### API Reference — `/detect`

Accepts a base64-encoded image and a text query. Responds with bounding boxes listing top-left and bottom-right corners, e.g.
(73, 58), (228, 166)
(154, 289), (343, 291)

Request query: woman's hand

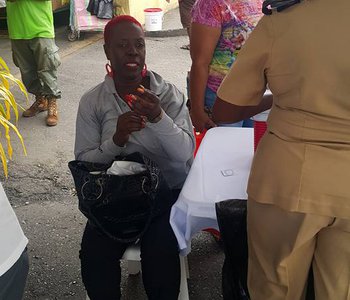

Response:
(190, 109), (216, 133)
(113, 111), (146, 146)
(129, 86), (162, 122)
(189, 23), (221, 133)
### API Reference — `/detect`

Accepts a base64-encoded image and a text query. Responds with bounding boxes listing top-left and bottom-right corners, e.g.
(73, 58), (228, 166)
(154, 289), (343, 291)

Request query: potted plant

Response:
(0, 56), (29, 300)
(0, 56), (27, 177)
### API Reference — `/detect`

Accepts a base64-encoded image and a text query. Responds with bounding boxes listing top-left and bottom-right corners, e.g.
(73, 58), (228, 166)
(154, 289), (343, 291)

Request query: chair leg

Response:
(123, 245), (142, 275)
(184, 256), (190, 279)
(128, 260), (141, 275)
(178, 256), (189, 300)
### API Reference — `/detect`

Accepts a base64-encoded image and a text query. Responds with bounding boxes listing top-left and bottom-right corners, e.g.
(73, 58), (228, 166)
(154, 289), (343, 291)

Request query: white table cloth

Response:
(170, 127), (254, 255)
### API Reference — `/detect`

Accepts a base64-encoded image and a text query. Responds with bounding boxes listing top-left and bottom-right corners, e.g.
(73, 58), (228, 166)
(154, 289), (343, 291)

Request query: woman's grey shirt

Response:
(74, 71), (195, 189)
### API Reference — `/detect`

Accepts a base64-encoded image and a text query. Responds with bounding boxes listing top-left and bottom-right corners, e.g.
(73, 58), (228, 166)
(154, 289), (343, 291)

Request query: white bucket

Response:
(144, 8), (163, 31)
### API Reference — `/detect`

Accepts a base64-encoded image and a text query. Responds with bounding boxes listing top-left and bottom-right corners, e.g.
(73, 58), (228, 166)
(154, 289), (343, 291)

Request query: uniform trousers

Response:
(247, 199), (350, 300)
(80, 209), (180, 300)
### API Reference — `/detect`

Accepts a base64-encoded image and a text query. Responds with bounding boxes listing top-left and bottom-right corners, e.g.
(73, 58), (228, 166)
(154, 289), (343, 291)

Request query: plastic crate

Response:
(253, 121), (267, 151)
(194, 130), (206, 157)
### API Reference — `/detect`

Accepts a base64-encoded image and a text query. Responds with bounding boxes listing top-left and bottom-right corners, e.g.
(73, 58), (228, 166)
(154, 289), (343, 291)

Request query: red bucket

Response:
(254, 121), (267, 151)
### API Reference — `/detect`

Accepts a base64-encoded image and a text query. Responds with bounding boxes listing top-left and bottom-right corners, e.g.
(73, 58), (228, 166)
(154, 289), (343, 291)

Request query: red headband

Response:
(104, 15), (143, 45)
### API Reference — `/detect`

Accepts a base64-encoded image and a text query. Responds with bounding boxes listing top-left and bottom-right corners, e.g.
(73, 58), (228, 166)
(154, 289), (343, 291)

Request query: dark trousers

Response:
(0, 248), (29, 300)
(80, 209), (180, 300)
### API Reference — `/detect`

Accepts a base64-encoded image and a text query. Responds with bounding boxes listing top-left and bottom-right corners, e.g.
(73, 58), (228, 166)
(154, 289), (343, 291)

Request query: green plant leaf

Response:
(0, 87), (19, 121)
(0, 72), (28, 102)
(0, 57), (27, 177)
(0, 58), (9, 72)
(0, 142), (8, 178)
(0, 116), (27, 156)
(0, 103), (6, 117)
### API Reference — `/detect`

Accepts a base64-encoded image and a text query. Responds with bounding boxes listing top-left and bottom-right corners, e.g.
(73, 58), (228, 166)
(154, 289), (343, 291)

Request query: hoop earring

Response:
(105, 63), (114, 78)
(141, 64), (147, 78)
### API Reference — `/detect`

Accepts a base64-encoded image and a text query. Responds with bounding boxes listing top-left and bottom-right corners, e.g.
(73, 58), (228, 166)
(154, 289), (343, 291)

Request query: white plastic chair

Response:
(122, 244), (190, 300)
(86, 244), (190, 300)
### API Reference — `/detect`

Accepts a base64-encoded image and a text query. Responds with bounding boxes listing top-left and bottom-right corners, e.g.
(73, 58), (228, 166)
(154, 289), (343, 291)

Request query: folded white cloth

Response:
(106, 161), (146, 176)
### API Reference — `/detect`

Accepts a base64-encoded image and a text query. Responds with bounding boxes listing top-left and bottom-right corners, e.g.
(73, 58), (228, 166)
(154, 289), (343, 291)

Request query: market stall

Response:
(68, 0), (113, 41)
(52, 0), (70, 11)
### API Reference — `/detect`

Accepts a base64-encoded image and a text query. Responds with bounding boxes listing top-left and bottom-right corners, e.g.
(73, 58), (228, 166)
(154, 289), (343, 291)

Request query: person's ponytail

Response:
(262, 0), (302, 15)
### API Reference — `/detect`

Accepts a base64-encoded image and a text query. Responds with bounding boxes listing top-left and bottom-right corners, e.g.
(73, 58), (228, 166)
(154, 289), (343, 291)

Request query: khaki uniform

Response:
(217, 0), (350, 299)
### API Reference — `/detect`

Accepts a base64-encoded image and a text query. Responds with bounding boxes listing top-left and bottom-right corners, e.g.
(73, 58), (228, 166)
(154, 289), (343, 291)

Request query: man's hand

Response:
(113, 112), (146, 146)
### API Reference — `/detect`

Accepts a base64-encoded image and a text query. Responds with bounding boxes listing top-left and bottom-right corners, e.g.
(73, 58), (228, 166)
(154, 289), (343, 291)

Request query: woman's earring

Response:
(141, 64), (147, 78)
(105, 63), (114, 78)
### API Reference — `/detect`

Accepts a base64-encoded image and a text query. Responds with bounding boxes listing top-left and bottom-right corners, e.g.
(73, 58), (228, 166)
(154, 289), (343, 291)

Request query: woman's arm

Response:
(189, 22), (220, 132)
(212, 93), (273, 124)
(74, 97), (125, 163)
(148, 87), (195, 162)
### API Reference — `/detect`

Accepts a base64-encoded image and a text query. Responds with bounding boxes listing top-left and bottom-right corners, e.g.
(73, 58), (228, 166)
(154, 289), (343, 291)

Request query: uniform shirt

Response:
(75, 71), (195, 189)
(0, 183), (28, 276)
(6, 0), (54, 39)
(191, 0), (263, 93)
(217, 0), (350, 219)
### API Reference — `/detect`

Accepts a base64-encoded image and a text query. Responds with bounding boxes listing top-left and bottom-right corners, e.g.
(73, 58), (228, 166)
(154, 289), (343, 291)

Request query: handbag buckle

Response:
(81, 177), (104, 201)
(141, 173), (159, 194)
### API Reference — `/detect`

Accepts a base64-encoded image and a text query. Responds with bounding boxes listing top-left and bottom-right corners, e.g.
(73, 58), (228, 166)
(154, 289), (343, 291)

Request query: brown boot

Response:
(46, 98), (58, 126)
(22, 95), (48, 117)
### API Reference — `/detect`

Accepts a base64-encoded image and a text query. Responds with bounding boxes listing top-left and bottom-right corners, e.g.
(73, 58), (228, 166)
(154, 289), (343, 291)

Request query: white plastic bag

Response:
(106, 161), (147, 176)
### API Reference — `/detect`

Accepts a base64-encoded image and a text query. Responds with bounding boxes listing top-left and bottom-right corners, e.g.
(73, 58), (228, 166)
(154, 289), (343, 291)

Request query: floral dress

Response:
(192, 0), (263, 107)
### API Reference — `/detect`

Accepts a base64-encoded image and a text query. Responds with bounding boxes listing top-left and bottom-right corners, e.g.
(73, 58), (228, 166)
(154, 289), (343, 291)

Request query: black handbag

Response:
(68, 152), (171, 243)
(216, 199), (249, 300)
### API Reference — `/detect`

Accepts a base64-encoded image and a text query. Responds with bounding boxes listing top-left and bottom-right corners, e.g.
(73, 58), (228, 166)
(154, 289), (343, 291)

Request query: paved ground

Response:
(0, 8), (224, 300)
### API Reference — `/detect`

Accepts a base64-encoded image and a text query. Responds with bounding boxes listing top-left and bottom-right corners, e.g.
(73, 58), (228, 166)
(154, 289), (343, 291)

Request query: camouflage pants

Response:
(11, 38), (61, 98)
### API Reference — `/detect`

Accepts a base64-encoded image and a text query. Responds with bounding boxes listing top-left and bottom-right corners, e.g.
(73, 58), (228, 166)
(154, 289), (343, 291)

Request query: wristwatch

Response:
(149, 109), (163, 123)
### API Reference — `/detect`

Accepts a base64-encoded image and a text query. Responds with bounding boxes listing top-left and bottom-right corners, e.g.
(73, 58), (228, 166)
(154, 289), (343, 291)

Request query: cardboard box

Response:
(52, 0), (69, 11)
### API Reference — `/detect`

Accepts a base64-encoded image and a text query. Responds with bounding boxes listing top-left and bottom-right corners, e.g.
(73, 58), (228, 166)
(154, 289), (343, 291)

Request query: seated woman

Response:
(74, 15), (195, 300)
(189, 0), (263, 132)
